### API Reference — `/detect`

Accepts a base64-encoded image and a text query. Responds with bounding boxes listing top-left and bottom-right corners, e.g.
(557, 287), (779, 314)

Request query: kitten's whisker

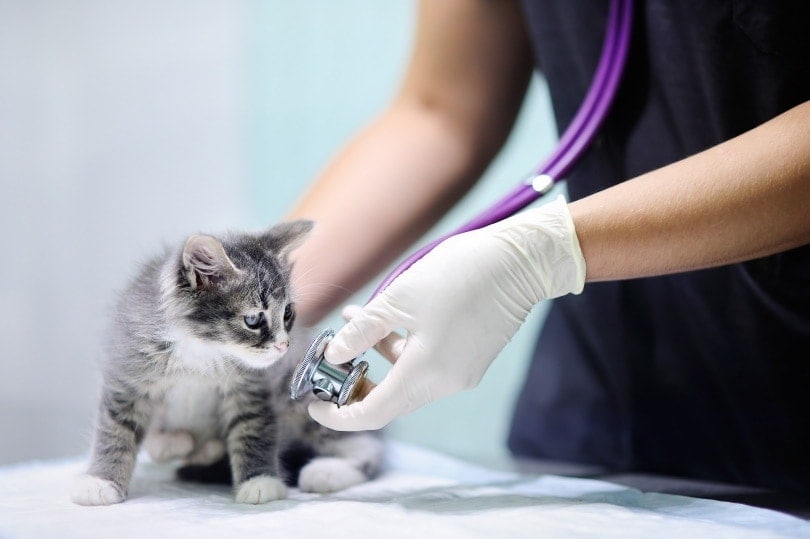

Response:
(289, 283), (353, 304)
(290, 263), (320, 283)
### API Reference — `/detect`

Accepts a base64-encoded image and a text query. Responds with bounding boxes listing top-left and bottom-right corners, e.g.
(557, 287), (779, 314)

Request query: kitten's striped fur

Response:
(72, 220), (383, 505)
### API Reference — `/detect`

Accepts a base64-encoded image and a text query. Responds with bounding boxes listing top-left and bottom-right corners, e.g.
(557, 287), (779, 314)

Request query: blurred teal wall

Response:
(0, 0), (562, 467)
(246, 1), (561, 465)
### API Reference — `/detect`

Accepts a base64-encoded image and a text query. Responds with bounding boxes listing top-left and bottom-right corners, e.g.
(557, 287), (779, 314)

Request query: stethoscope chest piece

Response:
(290, 328), (369, 407)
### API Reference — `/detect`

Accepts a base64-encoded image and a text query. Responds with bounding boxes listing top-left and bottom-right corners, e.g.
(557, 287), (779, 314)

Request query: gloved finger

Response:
(324, 300), (400, 364)
(373, 331), (406, 364)
(342, 304), (405, 364)
(307, 368), (413, 431)
(340, 304), (364, 322)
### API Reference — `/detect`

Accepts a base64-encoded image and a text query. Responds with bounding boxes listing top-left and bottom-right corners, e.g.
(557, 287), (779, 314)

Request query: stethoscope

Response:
(290, 0), (633, 407)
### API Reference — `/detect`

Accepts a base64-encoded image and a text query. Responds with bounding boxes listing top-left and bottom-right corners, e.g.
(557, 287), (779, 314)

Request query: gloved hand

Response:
(308, 195), (586, 431)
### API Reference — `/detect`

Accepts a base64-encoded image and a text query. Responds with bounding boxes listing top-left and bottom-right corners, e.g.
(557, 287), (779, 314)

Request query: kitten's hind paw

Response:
(71, 474), (125, 506)
(144, 430), (194, 463)
(235, 475), (286, 504)
(186, 438), (225, 465)
(298, 457), (366, 493)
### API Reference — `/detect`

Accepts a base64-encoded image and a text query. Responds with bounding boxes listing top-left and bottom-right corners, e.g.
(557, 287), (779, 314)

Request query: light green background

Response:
(0, 0), (561, 466)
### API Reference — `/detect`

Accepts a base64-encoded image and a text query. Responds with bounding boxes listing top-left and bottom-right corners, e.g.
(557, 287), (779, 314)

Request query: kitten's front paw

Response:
(235, 475), (286, 504)
(71, 474), (126, 506)
(298, 457), (366, 493)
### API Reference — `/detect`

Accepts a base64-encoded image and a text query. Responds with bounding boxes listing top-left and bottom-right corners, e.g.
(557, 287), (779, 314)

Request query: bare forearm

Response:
(285, 0), (532, 326)
(286, 104), (488, 326)
(571, 101), (810, 281)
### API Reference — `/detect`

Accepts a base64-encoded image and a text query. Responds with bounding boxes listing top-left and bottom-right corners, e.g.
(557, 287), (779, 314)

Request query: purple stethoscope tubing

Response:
(370, 0), (633, 300)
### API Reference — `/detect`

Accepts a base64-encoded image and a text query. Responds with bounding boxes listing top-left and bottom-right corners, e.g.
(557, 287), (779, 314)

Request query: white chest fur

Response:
(166, 331), (229, 375)
(158, 378), (221, 433)
(149, 332), (232, 437)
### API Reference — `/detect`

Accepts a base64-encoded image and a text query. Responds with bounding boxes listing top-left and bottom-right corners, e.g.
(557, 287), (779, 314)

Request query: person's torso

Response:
(509, 0), (810, 493)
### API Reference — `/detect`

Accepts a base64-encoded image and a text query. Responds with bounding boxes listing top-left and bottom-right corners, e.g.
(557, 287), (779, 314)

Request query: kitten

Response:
(71, 220), (383, 505)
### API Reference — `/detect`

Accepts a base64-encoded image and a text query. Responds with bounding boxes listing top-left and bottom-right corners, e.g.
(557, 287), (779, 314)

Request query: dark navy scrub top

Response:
(508, 1), (810, 493)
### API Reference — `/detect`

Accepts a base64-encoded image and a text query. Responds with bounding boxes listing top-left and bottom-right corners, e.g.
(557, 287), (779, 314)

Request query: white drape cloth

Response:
(1, 442), (808, 538)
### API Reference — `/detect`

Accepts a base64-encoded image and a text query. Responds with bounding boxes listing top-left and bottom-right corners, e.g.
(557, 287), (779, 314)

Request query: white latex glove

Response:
(308, 195), (586, 431)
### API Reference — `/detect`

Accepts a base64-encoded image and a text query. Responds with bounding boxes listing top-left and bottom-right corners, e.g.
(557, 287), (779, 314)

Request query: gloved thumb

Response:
(324, 298), (399, 364)
(341, 303), (406, 363)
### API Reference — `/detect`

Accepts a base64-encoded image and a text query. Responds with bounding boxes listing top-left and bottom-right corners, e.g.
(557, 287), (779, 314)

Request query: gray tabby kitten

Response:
(72, 220), (383, 505)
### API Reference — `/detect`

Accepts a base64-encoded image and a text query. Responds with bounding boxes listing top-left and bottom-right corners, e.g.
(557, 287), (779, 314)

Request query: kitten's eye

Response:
(284, 303), (294, 322)
(243, 312), (264, 330)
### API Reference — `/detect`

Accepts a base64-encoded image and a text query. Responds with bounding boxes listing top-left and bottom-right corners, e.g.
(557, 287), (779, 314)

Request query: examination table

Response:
(1, 441), (808, 538)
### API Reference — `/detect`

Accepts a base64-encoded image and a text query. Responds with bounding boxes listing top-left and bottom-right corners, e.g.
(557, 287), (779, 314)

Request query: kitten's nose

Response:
(274, 340), (289, 352)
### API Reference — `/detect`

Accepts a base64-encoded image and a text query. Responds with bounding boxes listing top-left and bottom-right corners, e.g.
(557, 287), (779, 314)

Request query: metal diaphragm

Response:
(290, 328), (368, 407)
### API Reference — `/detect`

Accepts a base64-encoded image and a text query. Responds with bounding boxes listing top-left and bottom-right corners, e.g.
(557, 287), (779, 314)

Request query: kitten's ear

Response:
(182, 235), (240, 290)
(262, 219), (314, 259)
